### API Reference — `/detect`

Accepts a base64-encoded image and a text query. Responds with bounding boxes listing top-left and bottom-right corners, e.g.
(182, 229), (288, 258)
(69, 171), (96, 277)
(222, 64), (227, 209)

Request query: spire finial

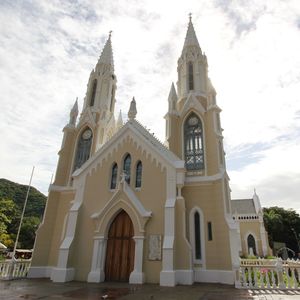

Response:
(109, 30), (112, 38)
(189, 13), (192, 22)
(128, 97), (137, 120)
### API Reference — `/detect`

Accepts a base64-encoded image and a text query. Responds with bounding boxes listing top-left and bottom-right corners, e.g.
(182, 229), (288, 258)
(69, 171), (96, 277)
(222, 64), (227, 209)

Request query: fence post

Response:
(276, 257), (285, 289)
(234, 260), (241, 288)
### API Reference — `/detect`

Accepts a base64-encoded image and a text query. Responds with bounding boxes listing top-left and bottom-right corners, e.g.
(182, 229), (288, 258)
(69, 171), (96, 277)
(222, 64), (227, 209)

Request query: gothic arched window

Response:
(73, 128), (93, 171)
(123, 154), (131, 184)
(194, 211), (201, 260)
(188, 62), (194, 91)
(90, 79), (97, 107)
(135, 161), (142, 188)
(184, 113), (204, 171)
(110, 163), (118, 189)
(247, 234), (257, 256)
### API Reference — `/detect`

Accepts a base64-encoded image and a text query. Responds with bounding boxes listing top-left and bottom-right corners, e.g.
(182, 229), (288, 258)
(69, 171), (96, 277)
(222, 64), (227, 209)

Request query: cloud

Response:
(0, 0), (299, 215)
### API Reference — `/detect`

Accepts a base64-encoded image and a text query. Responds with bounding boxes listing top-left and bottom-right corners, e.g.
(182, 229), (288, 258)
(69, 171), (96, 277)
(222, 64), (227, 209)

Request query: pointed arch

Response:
(247, 233), (257, 256)
(135, 160), (142, 188)
(184, 112), (204, 170)
(189, 207), (206, 267)
(110, 162), (118, 189)
(123, 153), (131, 184)
(90, 79), (97, 107)
(73, 127), (93, 171)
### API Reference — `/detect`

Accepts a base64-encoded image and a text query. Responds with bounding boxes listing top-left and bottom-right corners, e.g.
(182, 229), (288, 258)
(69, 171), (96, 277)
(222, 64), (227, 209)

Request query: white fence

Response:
(0, 260), (31, 280)
(235, 258), (300, 289)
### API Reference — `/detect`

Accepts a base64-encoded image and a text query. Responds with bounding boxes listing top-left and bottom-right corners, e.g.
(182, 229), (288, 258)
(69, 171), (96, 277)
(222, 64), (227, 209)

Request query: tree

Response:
(0, 198), (17, 247)
(263, 207), (300, 255)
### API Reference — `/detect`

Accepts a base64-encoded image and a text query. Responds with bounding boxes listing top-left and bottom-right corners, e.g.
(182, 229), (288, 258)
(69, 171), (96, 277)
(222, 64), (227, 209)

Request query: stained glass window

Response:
(123, 154), (131, 184)
(73, 128), (93, 171)
(194, 212), (201, 260)
(135, 161), (142, 188)
(110, 163), (118, 189)
(184, 113), (204, 170)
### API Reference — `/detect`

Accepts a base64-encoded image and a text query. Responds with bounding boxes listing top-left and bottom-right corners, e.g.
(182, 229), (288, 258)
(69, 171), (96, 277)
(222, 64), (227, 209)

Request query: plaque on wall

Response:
(148, 234), (162, 261)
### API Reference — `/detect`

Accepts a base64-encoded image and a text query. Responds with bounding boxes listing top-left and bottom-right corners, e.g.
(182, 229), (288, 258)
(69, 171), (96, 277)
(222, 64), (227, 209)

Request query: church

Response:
(28, 17), (270, 286)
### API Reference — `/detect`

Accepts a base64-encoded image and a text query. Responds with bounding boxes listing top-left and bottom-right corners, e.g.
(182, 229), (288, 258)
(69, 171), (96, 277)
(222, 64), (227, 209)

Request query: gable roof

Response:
(231, 199), (256, 215)
(73, 119), (184, 177)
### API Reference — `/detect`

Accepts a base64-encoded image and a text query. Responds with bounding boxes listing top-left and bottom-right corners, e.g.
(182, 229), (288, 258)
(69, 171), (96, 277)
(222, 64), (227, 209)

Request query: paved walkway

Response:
(1, 279), (300, 300)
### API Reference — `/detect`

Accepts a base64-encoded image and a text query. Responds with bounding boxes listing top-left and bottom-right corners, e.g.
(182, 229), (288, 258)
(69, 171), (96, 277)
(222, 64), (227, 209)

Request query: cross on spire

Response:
(109, 30), (112, 38)
(189, 13), (192, 22)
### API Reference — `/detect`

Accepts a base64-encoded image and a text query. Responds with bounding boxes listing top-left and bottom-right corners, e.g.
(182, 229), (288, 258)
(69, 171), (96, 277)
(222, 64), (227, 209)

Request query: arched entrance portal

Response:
(105, 210), (135, 281)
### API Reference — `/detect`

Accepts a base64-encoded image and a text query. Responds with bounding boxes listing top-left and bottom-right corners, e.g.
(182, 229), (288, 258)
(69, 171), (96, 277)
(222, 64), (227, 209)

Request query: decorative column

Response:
(129, 236), (145, 284)
(87, 235), (107, 282)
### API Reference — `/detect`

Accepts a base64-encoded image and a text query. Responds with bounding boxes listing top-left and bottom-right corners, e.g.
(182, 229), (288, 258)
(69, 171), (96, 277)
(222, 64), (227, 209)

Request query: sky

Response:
(0, 0), (299, 212)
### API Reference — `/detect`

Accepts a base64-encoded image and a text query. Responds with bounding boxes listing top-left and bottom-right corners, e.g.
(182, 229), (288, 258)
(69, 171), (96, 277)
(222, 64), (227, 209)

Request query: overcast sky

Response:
(0, 0), (299, 212)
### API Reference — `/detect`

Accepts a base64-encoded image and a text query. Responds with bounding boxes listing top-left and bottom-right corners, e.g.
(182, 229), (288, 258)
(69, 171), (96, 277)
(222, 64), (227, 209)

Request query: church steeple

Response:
(96, 31), (114, 71)
(182, 14), (201, 52)
(81, 33), (117, 113)
(177, 15), (208, 104)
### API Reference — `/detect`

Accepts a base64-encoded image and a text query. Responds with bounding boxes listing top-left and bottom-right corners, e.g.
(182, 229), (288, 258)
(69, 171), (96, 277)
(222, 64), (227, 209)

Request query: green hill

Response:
(0, 178), (47, 249)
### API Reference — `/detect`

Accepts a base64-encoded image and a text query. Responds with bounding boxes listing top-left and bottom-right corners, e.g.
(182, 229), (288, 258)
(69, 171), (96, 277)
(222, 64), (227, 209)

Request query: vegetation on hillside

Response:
(0, 178), (46, 250)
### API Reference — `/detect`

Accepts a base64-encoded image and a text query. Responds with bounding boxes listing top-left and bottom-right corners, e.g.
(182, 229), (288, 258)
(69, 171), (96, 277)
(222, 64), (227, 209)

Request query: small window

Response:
(90, 79), (97, 106)
(110, 163), (118, 189)
(208, 222), (213, 241)
(135, 161), (142, 188)
(123, 154), (131, 184)
(194, 212), (201, 260)
(188, 62), (194, 91)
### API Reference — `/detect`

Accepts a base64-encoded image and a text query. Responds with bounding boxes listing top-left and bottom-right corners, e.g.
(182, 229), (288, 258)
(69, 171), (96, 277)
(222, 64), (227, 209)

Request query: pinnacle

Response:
(71, 97), (79, 114)
(182, 14), (200, 51)
(98, 32), (114, 69)
(117, 110), (123, 127)
(128, 97), (137, 120)
(168, 82), (177, 102)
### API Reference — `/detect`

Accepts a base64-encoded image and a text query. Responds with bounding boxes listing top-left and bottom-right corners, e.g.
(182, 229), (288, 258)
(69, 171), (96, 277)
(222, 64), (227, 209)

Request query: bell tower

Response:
(166, 15), (222, 177)
(79, 32), (118, 151)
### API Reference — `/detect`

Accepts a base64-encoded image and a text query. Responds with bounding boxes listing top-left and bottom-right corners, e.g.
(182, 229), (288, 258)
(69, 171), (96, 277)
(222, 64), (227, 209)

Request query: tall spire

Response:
(182, 13), (200, 51)
(98, 31), (114, 69)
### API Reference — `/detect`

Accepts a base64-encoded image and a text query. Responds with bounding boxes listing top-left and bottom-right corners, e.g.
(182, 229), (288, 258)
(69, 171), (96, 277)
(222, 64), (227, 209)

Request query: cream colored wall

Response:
(54, 130), (76, 186)
(174, 197), (192, 270)
(31, 191), (75, 267)
(67, 138), (167, 283)
(239, 221), (263, 256)
(183, 180), (232, 271)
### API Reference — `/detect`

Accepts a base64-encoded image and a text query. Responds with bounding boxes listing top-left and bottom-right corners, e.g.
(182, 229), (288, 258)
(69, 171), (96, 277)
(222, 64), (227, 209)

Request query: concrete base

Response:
(87, 270), (105, 283)
(129, 271), (145, 284)
(194, 269), (234, 284)
(160, 270), (176, 286)
(51, 267), (75, 282)
(28, 266), (52, 278)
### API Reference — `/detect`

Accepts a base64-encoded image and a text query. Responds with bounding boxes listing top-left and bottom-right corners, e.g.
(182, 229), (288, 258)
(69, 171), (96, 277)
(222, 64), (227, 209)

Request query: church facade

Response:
(29, 18), (248, 286)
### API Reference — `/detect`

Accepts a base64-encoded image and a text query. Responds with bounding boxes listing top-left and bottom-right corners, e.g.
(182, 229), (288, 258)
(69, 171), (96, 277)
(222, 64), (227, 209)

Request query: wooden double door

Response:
(105, 210), (135, 281)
